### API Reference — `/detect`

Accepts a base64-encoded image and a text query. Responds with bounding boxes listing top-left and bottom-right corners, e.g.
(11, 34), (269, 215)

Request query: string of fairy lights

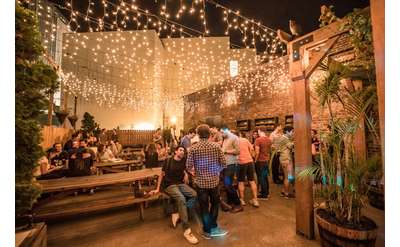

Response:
(21, 0), (290, 112)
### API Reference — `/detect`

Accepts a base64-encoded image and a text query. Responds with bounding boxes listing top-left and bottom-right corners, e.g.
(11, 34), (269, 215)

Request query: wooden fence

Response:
(40, 126), (73, 150)
(117, 130), (156, 146)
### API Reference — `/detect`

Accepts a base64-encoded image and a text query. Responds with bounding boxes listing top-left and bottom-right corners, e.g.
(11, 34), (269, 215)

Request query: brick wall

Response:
(183, 32), (381, 160)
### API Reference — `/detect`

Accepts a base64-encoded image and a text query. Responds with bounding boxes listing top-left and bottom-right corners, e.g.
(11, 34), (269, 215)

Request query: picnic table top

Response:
(38, 167), (161, 193)
(95, 159), (142, 168)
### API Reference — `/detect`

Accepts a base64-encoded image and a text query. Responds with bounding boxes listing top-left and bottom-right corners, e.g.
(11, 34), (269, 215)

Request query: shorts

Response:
(238, 162), (255, 182)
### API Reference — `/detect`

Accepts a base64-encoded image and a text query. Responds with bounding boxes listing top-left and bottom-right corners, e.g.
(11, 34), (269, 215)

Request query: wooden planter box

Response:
(16, 223), (47, 247)
(316, 209), (377, 247)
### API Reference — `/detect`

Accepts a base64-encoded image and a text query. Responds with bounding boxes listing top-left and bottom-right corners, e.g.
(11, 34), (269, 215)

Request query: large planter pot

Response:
(55, 111), (69, 125)
(316, 208), (378, 247)
(67, 115), (78, 129)
(368, 185), (384, 210)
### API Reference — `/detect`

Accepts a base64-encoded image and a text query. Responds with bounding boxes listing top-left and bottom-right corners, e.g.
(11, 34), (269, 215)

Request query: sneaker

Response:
(183, 228), (199, 244)
(240, 199), (246, 206)
(210, 227), (228, 237)
(257, 195), (269, 201)
(249, 199), (260, 208)
(171, 213), (180, 228)
(200, 231), (212, 240)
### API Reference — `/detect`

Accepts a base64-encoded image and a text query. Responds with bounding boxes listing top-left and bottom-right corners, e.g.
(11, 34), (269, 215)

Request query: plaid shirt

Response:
(186, 139), (227, 189)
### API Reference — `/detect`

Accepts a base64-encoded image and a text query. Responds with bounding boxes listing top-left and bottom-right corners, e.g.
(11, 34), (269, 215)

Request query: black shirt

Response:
(162, 157), (186, 187)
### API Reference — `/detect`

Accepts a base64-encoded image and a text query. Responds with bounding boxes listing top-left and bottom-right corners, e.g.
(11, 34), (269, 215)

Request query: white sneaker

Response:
(171, 213), (180, 228)
(184, 228), (199, 244)
(249, 199), (260, 208)
(240, 199), (246, 206)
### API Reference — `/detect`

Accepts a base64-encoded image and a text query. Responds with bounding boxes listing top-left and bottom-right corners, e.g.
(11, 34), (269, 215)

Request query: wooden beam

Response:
(370, 0), (385, 182)
(293, 78), (314, 239)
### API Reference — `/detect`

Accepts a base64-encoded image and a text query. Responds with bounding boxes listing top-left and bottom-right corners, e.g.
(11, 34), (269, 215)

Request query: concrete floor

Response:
(46, 183), (384, 247)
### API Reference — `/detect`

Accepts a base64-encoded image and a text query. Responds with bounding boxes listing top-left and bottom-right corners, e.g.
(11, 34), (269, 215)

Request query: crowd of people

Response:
(34, 129), (123, 181)
(34, 124), (320, 244)
(147, 123), (319, 244)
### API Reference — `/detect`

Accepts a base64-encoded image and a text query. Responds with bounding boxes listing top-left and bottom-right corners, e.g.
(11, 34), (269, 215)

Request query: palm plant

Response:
(298, 58), (381, 226)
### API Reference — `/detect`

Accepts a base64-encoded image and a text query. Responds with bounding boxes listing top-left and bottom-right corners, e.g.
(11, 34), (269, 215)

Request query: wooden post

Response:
(293, 77), (315, 239)
(370, 0), (385, 182)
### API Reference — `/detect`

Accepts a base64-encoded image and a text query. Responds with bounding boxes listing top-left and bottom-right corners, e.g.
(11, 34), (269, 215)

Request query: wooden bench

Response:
(34, 168), (162, 222)
(34, 190), (162, 221)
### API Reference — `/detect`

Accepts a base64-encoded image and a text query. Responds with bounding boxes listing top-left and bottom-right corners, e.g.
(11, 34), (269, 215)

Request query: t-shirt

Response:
(255, 136), (272, 162)
(238, 137), (254, 164)
(162, 158), (186, 187)
(221, 133), (240, 165)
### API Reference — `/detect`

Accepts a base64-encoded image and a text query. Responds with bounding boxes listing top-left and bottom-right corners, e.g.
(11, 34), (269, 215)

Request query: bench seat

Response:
(34, 188), (161, 222)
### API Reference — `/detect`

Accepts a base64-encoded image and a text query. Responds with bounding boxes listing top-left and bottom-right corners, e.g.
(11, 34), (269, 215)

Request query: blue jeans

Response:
(196, 186), (220, 234)
(255, 161), (270, 197)
(223, 164), (241, 206)
(164, 184), (197, 230)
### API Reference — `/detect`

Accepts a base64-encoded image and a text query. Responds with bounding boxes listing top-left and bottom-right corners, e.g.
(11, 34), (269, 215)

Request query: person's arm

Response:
(183, 171), (189, 184)
(248, 140), (255, 159)
(150, 171), (165, 194)
(186, 150), (195, 176)
(218, 147), (227, 170)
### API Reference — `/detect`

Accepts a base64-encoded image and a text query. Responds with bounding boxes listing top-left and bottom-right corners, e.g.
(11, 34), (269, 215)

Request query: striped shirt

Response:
(186, 139), (227, 188)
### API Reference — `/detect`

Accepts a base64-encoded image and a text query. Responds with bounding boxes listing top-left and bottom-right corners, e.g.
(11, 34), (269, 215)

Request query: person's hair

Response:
(219, 125), (229, 131)
(188, 128), (196, 134)
(283, 126), (294, 134)
(53, 142), (62, 148)
(240, 132), (247, 138)
(175, 145), (185, 152)
(147, 143), (157, 154)
(196, 124), (210, 139)
(311, 129), (317, 135)
(72, 132), (80, 138)
(80, 139), (88, 144)
(257, 126), (267, 133)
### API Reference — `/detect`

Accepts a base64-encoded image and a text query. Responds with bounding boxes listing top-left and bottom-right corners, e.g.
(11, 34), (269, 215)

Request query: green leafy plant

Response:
(81, 112), (99, 137)
(16, 3), (59, 226)
(299, 57), (381, 226)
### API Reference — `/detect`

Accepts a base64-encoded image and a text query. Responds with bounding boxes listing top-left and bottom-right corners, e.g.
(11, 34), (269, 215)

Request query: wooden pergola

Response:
(287, 0), (385, 239)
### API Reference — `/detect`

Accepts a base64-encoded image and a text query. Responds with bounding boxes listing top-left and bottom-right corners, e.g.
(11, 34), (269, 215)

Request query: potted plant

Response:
(298, 58), (381, 246)
(15, 2), (58, 245)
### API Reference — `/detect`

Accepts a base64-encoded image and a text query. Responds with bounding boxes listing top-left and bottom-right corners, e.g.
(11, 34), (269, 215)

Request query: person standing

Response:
(220, 127), (243, 212)
(150, 146), (199, 244)
(186, 124), (228, 239)
(180, 128), (196, 150)
(270, 125), (284, 184)
(238, 132), (259, 207)
(254, 127), (272, 200)
(275, 126), (295, 198)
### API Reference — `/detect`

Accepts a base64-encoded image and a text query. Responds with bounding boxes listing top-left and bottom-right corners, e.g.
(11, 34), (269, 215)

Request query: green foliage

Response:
(341, 9), (375, 73)
(299, 57), (380, 225)
(15, 3), (59, 221)
(81, 112), (99, 136)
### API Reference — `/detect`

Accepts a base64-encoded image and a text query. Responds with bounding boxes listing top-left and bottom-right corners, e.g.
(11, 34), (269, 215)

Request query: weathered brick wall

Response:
(183, 32), (381, 160)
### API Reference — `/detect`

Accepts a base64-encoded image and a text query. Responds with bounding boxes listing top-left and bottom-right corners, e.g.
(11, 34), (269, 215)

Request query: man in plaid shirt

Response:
(186, 124), (228, 239)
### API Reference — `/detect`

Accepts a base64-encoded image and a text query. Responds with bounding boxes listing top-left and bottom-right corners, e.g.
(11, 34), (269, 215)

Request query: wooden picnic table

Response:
(38, 167), (161, 194)
(94, 159), (143, 174)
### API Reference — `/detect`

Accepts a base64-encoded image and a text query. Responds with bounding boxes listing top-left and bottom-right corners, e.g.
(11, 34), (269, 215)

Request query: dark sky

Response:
(53, 0), (369, 52)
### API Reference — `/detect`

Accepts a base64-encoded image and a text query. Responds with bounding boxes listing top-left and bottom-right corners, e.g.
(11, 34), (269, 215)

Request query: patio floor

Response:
(46, 182), (384, 247)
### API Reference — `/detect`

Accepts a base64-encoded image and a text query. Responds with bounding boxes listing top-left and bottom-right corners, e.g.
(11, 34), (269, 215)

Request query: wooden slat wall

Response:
(40, 126), (73, 150)
(117, 130), (156, 146)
